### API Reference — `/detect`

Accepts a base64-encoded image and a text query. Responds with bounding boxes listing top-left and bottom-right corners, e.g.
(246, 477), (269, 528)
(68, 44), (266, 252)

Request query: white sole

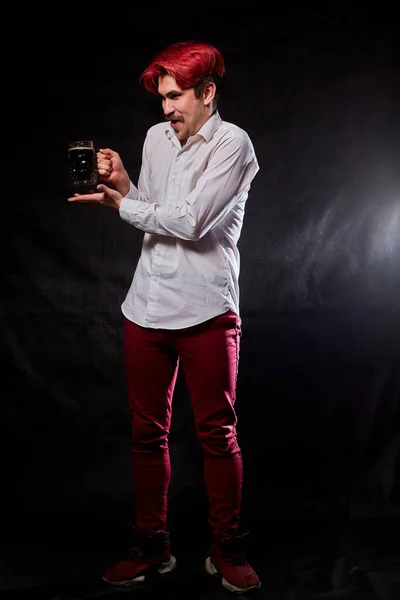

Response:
(102, 555), (177, 587)
(205, 556), (261, 593)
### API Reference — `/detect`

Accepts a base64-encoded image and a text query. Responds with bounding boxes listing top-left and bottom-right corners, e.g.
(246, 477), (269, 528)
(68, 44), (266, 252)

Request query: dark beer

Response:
(68, 141), (98, 186)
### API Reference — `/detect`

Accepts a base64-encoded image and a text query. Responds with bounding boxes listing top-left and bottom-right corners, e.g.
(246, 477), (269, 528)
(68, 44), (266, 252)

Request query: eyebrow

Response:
(159, 89), (183, 99)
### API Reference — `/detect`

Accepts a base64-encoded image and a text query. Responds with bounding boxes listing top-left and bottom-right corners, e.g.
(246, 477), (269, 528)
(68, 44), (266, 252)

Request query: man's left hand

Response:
(67, 184), (123, 210)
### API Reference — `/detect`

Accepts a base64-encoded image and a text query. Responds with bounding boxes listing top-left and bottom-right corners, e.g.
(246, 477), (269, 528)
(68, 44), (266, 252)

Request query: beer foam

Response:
(68, 146), (94, 151)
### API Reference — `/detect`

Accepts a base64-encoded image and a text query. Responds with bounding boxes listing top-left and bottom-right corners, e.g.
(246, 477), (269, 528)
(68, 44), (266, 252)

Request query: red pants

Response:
(124, 310), (243, 536)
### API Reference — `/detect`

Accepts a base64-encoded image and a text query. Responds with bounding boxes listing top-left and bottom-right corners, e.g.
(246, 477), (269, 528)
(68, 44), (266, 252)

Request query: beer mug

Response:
(68, 140), (98, 186)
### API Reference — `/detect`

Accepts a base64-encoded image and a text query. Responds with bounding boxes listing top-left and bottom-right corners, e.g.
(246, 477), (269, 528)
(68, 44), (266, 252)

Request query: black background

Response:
(3, 7), (400, 598)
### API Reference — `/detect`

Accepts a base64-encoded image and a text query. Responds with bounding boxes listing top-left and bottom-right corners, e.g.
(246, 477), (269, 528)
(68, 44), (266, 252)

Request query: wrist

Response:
(118, 172), (130, 198)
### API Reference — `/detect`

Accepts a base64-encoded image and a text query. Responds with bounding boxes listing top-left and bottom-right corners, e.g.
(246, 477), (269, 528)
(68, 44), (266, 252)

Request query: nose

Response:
(163, 98), (174, 116)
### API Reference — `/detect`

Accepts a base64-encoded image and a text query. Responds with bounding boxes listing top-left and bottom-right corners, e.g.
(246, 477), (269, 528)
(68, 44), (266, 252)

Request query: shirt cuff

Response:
(119, 181), (139, 211)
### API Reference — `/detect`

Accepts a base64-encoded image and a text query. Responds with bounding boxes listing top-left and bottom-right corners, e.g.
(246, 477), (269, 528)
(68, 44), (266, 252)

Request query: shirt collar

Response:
(197, 111), (222, 142)
(164, 111), (222, 144)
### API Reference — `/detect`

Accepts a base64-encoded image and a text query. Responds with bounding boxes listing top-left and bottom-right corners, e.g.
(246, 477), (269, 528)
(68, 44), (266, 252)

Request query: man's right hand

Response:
(97, 148), (130, 197)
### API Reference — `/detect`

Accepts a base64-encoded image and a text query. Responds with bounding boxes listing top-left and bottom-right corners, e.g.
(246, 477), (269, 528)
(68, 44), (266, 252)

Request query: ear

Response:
(203, 81), (216, 106)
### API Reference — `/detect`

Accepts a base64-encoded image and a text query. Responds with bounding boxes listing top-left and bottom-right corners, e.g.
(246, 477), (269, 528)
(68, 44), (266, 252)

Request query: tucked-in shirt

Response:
(119, 111), (259, 330)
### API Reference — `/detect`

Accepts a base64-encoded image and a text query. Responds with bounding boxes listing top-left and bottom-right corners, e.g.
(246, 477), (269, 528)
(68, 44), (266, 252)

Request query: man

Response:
(68, 39), (260, 593)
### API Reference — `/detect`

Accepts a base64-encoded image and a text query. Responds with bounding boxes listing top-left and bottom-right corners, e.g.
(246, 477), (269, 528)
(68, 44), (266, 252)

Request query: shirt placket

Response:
(145, 147), (186, 327)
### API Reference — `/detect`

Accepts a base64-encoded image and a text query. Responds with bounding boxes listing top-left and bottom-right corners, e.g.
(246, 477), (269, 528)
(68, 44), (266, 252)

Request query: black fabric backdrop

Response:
(5, 10), (400, 537)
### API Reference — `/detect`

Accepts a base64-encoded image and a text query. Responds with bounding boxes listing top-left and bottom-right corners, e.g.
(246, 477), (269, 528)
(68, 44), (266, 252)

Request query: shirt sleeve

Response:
(125, 132), (151, 202)
(119, 130), (259, 241)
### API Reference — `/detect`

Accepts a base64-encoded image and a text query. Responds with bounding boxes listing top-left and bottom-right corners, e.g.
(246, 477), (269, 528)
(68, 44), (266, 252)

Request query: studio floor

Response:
(1, 511), (399, 600)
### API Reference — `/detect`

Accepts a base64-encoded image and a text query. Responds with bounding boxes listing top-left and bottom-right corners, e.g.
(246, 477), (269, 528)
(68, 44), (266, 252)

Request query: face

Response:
(158, 74), (215, 146)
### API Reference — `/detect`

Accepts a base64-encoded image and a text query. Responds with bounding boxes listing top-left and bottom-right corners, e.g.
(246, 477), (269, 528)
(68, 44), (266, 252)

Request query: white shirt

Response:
(119, 111), (259, 330)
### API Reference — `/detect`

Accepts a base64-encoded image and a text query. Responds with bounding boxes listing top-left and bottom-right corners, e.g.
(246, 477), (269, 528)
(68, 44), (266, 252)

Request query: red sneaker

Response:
(102, 527), (176, 587)
(205, 531), (261, 593)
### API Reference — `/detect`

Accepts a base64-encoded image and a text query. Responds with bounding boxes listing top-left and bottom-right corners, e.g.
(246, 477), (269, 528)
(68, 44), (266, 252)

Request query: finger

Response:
(96, 184), (110, 193)
(98, 148), (115, 157)
(97, 163), (112, 175)
(68, 195), (88, 202)
(68, 192), (103, 202)
(97, 157), (111, 166)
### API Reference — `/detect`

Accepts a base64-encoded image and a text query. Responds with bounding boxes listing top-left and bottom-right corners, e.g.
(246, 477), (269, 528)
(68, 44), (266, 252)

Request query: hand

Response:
(67, 183), (123, 210)
(97, 148), (130, 197)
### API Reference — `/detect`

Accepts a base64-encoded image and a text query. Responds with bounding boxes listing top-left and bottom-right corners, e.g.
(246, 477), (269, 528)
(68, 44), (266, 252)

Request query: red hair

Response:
(140, 40), (225, 94)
